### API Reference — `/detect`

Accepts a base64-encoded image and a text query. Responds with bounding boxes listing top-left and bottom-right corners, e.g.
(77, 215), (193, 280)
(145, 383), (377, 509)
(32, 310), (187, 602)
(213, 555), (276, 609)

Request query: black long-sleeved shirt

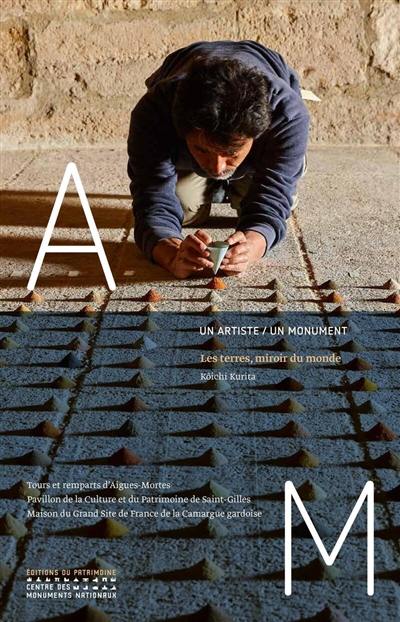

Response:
(127, 40), (310, 260)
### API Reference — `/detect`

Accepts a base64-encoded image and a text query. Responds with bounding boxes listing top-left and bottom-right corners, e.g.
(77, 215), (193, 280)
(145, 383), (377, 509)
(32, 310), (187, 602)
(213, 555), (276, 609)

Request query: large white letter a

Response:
(28, 162), (116, 291)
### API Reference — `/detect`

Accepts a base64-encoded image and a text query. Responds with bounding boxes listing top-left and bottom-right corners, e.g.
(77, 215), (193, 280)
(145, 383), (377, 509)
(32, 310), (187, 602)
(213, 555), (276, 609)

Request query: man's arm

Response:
(219, 111), (309, 275)
(127, 86), (184, 261)
(128, 88), (215, 278)
(237, 111), (310, 252)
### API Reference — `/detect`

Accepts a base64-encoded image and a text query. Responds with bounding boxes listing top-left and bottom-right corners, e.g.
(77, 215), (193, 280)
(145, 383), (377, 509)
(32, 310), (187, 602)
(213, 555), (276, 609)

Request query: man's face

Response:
(185, 129), (253, 180)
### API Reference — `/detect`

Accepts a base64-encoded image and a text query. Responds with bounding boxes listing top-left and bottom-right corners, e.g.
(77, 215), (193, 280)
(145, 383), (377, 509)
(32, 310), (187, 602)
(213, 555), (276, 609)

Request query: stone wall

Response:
(1, 0), (399, 149)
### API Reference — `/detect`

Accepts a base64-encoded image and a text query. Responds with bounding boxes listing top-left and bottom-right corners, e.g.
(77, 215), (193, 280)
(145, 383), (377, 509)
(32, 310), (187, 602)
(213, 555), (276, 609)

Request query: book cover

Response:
(0, 1), (399, 621)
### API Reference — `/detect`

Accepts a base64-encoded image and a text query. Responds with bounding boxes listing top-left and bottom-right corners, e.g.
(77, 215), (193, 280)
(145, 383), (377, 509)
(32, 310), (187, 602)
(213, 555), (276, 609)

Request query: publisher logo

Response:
(25, 569), (117, 601)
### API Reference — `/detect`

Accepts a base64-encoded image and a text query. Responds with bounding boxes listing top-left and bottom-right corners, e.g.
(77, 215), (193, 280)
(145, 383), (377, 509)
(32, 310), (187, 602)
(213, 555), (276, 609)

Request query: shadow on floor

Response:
(0, 190), (237, 288)
(0, 190), (132, 228)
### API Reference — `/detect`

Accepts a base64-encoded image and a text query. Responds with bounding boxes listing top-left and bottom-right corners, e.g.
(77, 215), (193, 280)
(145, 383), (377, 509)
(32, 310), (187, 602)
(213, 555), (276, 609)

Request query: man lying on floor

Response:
(127, 40), (309, 278)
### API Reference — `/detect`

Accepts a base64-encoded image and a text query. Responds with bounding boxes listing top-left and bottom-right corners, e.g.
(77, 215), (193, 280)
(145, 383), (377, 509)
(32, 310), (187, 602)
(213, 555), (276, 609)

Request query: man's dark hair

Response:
(172, 56), (271, 149)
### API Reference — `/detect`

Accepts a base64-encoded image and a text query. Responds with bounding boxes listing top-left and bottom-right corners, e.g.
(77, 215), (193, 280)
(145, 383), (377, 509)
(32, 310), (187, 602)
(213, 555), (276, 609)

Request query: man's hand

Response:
(153, 229), (214, 279)
(220, 230), (266, 275)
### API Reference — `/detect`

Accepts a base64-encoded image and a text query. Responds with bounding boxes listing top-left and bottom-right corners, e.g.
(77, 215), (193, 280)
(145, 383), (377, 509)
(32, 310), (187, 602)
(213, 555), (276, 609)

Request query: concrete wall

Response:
(1, 0), (399, 149)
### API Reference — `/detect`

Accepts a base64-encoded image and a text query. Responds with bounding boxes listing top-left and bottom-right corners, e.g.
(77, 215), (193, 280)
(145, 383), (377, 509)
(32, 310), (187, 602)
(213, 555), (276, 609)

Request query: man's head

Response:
(172, 57), (271, 179)
(184, 129), (253, 180)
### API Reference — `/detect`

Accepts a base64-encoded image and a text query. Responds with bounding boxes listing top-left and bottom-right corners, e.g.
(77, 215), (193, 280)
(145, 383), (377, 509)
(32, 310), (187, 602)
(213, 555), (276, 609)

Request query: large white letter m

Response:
(285, 481), (374, 596)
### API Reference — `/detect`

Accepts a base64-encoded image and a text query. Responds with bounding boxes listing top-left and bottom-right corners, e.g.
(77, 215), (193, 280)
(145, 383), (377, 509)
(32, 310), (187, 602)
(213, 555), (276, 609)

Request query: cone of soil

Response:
(372, 451), (400, 470)
(86, 290), (104, 304)
(0, 563), (12, 581)
(32, 420), (62, 439)
(130, 356), (155, 369)
(207, 277), (226, 290)
(66, 336), (89, 352)
(385, 292), (400, 303)
(142, 288), (163, 302)
(60, 352), (84, 369)
(318, 279), (338, 290)
(7, 319), (28, 333)
(338, 339), (364, 352)
(343, 357), (371, 371)
(267, 278), (284, 290)
(193, 518), (228, 538)
(132, 335), (157, 350)
(184, 558), (225, 580)
(183, 448), (228, 467)
(286, 449), (320, 467)
(0, 337), (18, 349)
(0, 513), (27, 538)
(202, 396), (229, 412)
(198, 448), (228, 466)
(114, 419), (137, 437)
(14, 304), (32, 314)
(204, 291), (223, 303)
(323, 291), (344, 303)
(382, 278), (400, 289)
(138, 318), (160, 332)
(266, 291), (287, 304)
(18, 450), (52, 466)
(200, 480), (231, 497)
(117, 396), (149, 411)
(276, 420), (310, 438)
(354, 399), (385, 414)
(75, 319), (96, 334)
(80, 305), (98, 316)
(108, 447), (142, 465)
(203, 304), (220, 314)
(127, 372), (153, 388)
(25, 290), (44, 303)
(6, 480), (40, 500)
(296, 480), (327, 501)
(340, 319), (360, 333)
(40, 396), (69, 412)
(365, 422), (397, 441)
(52, 375), (76, 389)
(273, 398), (305, 413)
(138, 303), (158, 314)
(154, 558), (224, 581)
(264, 306), (282, 316)
(293, 557), (341, 581)
(329, 306), (349, 316)
(201, 336), (225, 350)
(349, 377), (378, 391)
(172, 422), (231, 437)
(275, 377), (304, 391)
